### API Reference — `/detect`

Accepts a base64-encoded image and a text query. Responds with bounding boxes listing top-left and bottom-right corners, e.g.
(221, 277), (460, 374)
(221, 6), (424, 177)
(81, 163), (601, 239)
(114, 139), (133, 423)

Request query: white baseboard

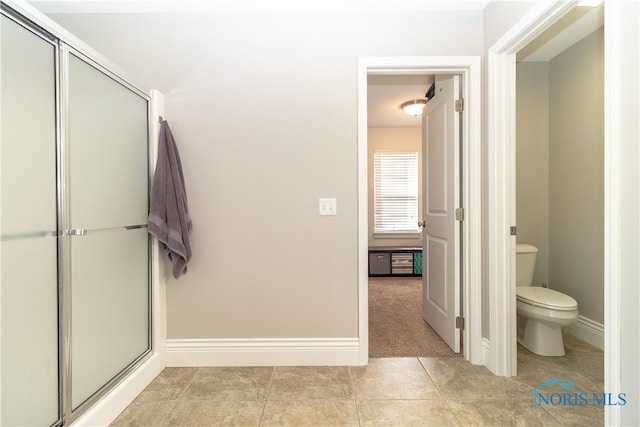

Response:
(565, 315), (604, 350)
(71, 351), (164, 427)
(166, 338), (362, 367)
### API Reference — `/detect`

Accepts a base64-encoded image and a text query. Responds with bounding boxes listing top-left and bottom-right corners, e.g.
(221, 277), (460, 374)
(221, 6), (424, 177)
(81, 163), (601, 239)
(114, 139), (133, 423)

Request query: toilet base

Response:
(518, 319), (566, 356)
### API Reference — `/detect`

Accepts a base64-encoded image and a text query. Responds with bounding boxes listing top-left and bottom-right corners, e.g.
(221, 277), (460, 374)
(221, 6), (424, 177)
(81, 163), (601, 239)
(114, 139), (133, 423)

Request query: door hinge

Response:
(455, 208), (464, 221)
(510, 226), (517, 236)
(456, 316), (465, 330)
(455, 98), (464, 113)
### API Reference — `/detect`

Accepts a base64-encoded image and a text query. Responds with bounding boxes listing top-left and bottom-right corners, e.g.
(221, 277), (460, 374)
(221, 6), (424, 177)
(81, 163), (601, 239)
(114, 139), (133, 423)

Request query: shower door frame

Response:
(58, 42), (153, 422)
(1, 1), (166, 425)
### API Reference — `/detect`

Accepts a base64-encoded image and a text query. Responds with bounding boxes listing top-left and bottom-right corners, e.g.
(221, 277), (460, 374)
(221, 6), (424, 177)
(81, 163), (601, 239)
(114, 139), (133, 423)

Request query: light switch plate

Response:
(319, 198), (337, 216)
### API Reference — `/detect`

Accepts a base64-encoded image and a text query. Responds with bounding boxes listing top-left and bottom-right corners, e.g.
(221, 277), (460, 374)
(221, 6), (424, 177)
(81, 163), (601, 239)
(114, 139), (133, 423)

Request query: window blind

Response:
(373, 151), (419, 233)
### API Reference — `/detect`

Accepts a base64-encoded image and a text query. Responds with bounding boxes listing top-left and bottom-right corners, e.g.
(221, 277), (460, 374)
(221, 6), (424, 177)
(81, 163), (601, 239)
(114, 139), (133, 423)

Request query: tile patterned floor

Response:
(112, 335), (604, 426)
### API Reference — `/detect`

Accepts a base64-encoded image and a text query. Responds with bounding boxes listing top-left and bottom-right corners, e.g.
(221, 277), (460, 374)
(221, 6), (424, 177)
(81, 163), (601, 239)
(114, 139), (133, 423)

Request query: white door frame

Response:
(488, 2), (623, 424)
(486, 1), (577, 378)
(357, 56), (482, 366)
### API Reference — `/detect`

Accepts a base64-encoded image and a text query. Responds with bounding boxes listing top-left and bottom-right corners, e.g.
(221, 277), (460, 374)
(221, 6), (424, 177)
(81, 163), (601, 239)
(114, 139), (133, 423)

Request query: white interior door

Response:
(422, 75), (461, 353)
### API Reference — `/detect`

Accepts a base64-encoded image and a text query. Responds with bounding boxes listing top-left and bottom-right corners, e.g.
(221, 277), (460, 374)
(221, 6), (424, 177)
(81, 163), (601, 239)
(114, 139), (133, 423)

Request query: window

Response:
(373, 151), (419, 234)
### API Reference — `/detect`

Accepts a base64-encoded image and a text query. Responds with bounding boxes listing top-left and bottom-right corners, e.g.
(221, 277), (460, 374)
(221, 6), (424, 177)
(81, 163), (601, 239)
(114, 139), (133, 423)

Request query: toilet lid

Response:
(516, 287), (578, 311)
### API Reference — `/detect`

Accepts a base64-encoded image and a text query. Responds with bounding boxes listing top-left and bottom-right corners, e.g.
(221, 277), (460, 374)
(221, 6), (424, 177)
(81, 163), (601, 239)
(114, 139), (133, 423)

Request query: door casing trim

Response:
(357, 56), (482, 365)
(488, 2), (625, 425)
(486, 0), (577, 379)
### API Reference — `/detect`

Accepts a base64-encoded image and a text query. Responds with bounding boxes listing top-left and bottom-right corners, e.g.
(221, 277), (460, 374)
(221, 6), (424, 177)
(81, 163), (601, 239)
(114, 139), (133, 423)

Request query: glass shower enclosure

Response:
(1, 6), (152, 426)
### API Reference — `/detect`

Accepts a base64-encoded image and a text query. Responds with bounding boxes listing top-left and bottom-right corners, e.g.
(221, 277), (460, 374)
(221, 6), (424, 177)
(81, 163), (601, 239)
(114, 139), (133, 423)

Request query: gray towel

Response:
(148, 120), (192, 278)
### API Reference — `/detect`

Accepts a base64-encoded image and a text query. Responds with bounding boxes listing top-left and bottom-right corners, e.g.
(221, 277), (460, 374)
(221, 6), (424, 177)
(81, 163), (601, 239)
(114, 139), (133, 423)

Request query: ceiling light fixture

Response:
(401, 99), (428, 116)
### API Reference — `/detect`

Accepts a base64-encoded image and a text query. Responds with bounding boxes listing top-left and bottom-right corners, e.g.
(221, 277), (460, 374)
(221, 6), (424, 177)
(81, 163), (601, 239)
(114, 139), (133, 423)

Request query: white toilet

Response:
(516, 243), (579, 356)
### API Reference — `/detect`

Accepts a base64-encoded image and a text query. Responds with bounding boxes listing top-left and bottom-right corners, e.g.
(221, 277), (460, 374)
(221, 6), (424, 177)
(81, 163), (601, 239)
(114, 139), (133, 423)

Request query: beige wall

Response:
(549, 27), (604, 323)
(516, 28), (604, 324)
(47, 9), (483, 340)
(483, 1), (540, 50)
(161, 12), (482, 340)
(44, 0), (608, 346)
(516, 62), (550, 286)
(40, 5), (640, 421)
(367, 127), (422, 248)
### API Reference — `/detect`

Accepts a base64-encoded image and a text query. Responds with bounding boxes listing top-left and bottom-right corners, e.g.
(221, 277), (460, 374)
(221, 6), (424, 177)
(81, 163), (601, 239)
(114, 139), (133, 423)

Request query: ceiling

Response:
(27, 0), (485, 129)
(28, 0), (491, 13)
(368, 3), (604, 128)
(27, 0), (602, 129)
(367, 74), (435, 128)
(518, 3), (604, 62)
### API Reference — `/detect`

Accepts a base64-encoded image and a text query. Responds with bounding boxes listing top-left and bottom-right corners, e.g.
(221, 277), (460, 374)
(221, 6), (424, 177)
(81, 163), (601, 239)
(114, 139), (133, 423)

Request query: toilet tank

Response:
(516, 243), (538, 286)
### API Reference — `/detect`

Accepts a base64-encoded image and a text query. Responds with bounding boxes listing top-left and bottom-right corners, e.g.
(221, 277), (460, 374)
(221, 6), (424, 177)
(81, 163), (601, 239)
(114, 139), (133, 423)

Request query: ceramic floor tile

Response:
(110, 399), (177, 426)
(435, 373), (531, 400)
(181, 367), (273, 401)
(420, 357), (530, 400)
(362, 357), (432, 373)
(165, 399), (264, 427)
(260, 400), (359, 427)
(268, 366), (353, 401)
(351, 358), (442, 400)
(356, 399), (460, 426)
(109, 335), (604, 427)
(135, 367), (198, 401)
(562, 333), (603, 354)
(516, 352), (602, 394)
(518, 335), (604, 388)
(546, 351), (604, 388)
(542, 401), (605, 427)
(447, 399), (562, 426)
(419, 357), (496, 382)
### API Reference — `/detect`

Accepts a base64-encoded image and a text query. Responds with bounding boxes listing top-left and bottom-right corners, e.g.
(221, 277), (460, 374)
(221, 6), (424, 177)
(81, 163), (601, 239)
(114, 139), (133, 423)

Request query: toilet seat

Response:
(516, 287), (577, 311)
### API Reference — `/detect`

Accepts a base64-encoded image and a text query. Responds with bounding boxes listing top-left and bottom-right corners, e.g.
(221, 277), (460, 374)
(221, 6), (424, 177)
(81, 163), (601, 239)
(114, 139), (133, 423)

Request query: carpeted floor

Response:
(368, 276), (459, 358)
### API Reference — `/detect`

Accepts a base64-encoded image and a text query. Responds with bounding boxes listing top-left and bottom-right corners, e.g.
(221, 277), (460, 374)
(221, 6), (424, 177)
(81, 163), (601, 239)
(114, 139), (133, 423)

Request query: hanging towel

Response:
(148, 120), (192, 278)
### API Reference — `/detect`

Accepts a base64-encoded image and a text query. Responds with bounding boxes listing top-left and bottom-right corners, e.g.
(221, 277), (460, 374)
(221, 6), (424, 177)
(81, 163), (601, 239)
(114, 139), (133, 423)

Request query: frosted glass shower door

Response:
(66, 52), (150, 410)
(1, 15), (60, 426)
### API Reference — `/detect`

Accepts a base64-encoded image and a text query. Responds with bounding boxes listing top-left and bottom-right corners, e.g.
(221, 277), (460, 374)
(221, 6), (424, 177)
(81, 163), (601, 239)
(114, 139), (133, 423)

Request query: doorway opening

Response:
(486, 1), (606, 380)
(515, 4), (604, 348)
(357, 57), (482, 366)
(366, 74), (444, 358)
